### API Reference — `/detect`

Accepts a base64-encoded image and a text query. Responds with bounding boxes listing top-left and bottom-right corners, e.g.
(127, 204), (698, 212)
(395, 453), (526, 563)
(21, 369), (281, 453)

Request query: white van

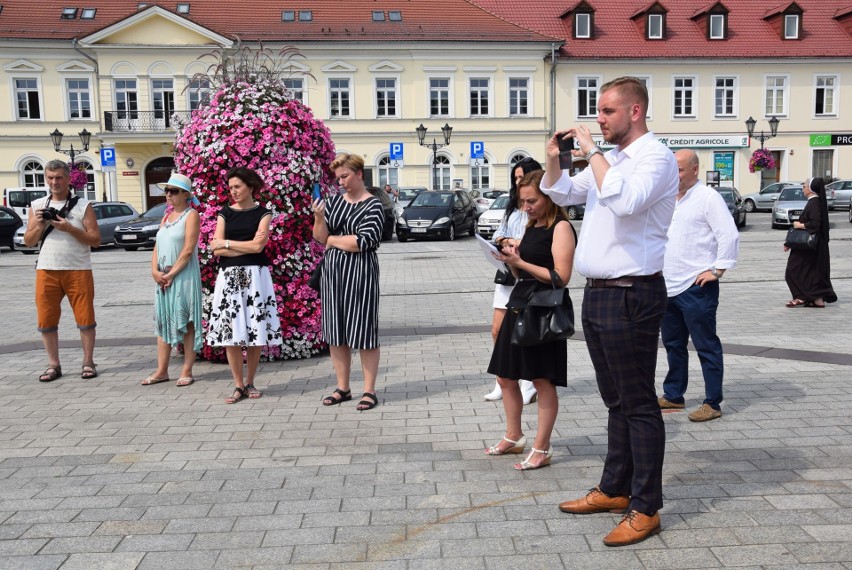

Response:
(4, 187), (48, 219)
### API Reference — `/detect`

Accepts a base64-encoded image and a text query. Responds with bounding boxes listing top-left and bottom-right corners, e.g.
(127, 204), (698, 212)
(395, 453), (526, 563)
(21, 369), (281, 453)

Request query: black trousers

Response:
(581, 277), (667, 514)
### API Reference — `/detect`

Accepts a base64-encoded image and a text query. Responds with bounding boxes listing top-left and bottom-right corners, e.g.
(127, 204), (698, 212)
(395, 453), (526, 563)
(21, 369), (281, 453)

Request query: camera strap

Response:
(39, 195), (81, 248)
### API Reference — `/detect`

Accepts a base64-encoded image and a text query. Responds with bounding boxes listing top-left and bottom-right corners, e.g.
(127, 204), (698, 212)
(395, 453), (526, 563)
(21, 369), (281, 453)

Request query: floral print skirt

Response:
(206, 265), (283, 347)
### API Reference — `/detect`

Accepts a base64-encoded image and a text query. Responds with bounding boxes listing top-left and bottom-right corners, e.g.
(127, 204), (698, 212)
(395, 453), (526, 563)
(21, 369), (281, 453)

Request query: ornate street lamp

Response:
(416, 123), (453, 189)
(49, 128), (91, 167)
(745, 116), (780, 150)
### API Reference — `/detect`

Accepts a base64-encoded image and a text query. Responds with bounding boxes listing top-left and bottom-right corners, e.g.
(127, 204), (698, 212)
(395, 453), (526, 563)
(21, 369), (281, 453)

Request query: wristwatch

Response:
(711, 269), (720, 278)
(583, 146), (603, 162)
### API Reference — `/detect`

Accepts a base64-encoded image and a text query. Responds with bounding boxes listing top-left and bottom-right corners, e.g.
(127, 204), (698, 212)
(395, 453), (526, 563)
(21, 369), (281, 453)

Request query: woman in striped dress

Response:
(313, 154), (384, 411)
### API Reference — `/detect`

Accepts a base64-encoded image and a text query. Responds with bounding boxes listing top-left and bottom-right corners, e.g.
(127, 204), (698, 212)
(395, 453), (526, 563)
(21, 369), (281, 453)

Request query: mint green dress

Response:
(153, 209), (203, 351)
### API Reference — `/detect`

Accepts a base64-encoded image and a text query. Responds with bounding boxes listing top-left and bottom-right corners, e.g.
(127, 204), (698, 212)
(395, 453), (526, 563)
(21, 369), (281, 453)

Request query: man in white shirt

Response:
(542, 77), (678, 547)
(659, 149), (739, 422)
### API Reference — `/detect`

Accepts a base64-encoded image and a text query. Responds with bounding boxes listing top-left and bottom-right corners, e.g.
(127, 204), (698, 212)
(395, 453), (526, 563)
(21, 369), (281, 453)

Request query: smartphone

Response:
(311, 183), (322, 202)
(558, 137), (575, 170)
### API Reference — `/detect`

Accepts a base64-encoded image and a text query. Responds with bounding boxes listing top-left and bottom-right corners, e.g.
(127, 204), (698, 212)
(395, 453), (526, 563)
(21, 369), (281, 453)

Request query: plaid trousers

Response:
(581, 277), (667, 514)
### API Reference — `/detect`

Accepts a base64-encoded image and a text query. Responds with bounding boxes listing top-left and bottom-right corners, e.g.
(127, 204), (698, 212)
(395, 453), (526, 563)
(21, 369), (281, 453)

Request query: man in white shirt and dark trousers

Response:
(541, 77), (678, 547)
(659, 149), (739, 422)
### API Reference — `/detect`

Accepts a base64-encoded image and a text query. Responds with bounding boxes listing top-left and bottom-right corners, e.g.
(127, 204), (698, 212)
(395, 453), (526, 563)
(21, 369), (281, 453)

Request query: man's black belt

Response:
(586, 271), (662, 288)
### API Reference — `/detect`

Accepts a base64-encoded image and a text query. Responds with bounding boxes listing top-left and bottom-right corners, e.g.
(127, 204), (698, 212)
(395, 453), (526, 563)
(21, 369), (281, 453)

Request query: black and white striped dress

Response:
(320, 194), (384, 349)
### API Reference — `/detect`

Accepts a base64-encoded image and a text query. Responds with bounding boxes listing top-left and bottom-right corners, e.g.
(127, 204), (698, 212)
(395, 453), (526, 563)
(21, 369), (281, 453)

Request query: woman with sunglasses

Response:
(143, 173), (203, 387)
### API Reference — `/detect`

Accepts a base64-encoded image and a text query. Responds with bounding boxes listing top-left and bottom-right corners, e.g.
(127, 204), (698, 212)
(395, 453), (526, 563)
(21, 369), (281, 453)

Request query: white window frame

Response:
(814, 74), (838, 117)
(12, 75), (44, 121)
(63, 76), (93, 121)
(672, 76), (697, 118)
(150, 77), (175, 121)
(713, 75), (738, 118)
(432, 153), (453, 190)
(377, 155), (399, 188)
(113, 77), (139, 118)
(709, 14), (725, 39)
(20, 159), (45, 187)
(75, 159), (98, 202)
(634, 75), (653, 120)
(764, 74), (789, 117)
(648, 14), (664, 39)
(282, 77), (305, 104)
(784, 14), (799, 39)
(427, 76), (453, 118)
(576, 75), (600, 119)
(328, 76), (353, 119)
(374, 75), (400, 119)
(467, 76), (493, 118)
(575, 12), (591, 38)
(507, 76), (532, 117)
(811, 148), (835, 180)
(470, 155), (491, 190)
(187, 78), (212, 110)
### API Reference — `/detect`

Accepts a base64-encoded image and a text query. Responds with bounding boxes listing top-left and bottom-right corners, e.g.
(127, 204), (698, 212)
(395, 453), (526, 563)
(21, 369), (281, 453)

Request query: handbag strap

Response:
(548, 268), (565, 289)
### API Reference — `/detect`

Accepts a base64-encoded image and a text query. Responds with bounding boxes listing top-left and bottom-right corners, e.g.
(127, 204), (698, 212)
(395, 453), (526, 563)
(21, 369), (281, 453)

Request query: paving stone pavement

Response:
(0, 212), (850, 568)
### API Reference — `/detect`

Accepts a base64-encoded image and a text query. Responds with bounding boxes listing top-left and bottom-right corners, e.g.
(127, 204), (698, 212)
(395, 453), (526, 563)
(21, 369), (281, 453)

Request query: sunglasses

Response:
(163, 188), (185, 195)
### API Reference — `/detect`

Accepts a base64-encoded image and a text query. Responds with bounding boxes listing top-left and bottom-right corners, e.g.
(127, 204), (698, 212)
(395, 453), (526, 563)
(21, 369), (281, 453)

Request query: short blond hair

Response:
(329, 153), (364, 174)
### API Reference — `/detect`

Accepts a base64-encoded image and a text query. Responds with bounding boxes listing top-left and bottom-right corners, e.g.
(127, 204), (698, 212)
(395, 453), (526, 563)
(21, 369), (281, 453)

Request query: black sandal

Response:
(225, 386), (246, 404)
(38, 365), (62, 383)
(322, 388), (352, 406)
(356, 392), (379, 411)
(81, 362), (98, 379)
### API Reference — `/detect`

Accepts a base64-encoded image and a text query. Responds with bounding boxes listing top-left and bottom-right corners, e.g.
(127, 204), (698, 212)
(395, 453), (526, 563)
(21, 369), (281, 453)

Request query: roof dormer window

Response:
(61, 7), (77, 19)
(176, 3), (190, 14)
(299, 10), (312, 22)
(389, 11), (402, 21)
(282, 10), (294, 21)
(647, 13), (664, 39)
(372, 11), (384, 21)
(80, 7), (96, 19)
(575, 12), (592, 38)
(709, 13), (725, 39)
(784, 14), (799, 38)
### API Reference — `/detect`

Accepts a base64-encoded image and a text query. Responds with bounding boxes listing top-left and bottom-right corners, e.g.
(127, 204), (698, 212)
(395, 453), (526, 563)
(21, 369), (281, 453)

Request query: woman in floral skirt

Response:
(207, 167), (283, 403)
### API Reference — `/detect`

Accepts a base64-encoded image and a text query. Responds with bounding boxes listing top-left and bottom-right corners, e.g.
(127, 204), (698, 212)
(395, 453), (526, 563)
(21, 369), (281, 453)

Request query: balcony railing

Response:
(103, 110), (192, 133)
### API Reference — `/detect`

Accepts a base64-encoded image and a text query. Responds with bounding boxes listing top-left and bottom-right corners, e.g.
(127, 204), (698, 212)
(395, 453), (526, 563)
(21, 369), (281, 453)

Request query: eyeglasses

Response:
(163, 188), (184, 195)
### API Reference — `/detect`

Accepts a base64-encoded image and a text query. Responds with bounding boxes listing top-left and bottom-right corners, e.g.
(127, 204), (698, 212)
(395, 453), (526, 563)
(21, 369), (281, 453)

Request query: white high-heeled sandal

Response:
(514, 446), (553, 470)
(485, 435), (526, 456)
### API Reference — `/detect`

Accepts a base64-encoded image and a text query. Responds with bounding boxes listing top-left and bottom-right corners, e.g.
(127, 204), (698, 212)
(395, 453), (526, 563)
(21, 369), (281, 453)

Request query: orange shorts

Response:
(35, 270), (96, 332)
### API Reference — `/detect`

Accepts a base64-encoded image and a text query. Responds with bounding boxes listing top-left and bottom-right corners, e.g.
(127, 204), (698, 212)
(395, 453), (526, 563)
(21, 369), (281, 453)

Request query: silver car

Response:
(827, 179), (852, 211)
(14, 201), (138, 254)
(742, 182), (795, 213)
(771, 185), (806, 229)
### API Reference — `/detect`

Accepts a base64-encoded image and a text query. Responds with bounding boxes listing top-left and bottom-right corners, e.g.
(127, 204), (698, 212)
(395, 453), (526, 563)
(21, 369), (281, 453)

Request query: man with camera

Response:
(23, 160), (101, 382)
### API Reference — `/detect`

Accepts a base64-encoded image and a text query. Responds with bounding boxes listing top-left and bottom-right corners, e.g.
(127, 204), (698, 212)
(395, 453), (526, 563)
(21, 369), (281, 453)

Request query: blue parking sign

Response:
(389, 143), (404, 160)
(470, 142), (484, 159)
(100, 147), (116, 168)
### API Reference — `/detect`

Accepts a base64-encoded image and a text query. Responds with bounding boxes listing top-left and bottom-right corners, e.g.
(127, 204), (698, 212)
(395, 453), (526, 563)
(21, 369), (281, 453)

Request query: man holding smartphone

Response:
(541, 77), (678, 547)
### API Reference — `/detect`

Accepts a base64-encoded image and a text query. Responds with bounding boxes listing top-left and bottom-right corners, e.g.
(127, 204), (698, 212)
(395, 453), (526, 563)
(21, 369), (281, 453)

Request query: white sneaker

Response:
(484, 382), (502, 401)
(520, 380), (537, 405)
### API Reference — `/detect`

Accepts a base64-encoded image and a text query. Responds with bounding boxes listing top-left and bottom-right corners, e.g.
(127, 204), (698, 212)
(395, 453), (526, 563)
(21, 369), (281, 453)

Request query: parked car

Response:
(464, 189), (490, 216)
(396, 190), (478, 241)
(745, 181), (834, 212)
(4, 187), (48, 219)
(476, 194), (510, 239)
(472, 189), (507, 213)
(14, 201), (139, 254)
(365, 185), (396, 241)
(0, 206), (23, 251)
(827, 179), (852, 210)
(771, 185), (806, 229)
(715, 186), (747, 228)
(393, 186), (426, 220)
(113, 202), (168, 251)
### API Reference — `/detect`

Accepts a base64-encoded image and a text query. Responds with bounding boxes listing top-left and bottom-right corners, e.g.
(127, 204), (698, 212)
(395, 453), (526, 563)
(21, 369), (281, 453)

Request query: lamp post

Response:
(50, 128), (91, 167)
(744, 116), (780, 150)
(416, 123), (452, 189)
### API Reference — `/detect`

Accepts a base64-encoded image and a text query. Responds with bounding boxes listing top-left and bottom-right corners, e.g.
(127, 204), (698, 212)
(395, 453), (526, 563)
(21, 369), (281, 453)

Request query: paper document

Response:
(476, 234), (507, 271)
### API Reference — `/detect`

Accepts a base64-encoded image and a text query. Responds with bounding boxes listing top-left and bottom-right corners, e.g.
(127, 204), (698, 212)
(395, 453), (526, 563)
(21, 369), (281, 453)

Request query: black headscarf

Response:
(506, 157), (542, 222)
(809, 177), (830, 242)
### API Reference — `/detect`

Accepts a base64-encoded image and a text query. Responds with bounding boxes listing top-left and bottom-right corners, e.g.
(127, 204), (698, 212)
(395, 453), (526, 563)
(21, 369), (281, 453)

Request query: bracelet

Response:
(225, 240), (230, 249)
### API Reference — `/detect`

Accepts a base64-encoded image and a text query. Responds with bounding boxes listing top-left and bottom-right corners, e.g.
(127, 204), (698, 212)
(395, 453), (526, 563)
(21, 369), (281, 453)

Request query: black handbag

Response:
(308, 258), (324, 291)
(784, 227), (818, 251)
(510, 269), (575, 347)
(494, 266), (516, 286)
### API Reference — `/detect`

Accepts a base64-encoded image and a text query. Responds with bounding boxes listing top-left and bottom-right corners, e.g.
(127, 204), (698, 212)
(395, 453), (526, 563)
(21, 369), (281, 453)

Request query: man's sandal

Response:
(38, 366), (62, 383)
(356, 392), (379, 411)
(81, 363), (98, 379)
(244, 384), (262, 399)
(322, 388), (352, 406)
(225, 386), (246, 404)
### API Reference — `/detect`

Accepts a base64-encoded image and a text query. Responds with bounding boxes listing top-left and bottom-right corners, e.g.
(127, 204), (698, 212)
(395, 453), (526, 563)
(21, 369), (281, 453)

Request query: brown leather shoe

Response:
(603, 510), (661, 546)
(559, 486), (629, 514)
(658, 396), (685, 409)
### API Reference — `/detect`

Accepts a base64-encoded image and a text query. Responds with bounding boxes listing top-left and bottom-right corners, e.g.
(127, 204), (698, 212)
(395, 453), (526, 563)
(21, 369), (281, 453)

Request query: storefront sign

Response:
(122, 171), (139, 176)
(594, 134), (748, 149)
(811, 133), (852, 146)
(713, 152), (735, 182)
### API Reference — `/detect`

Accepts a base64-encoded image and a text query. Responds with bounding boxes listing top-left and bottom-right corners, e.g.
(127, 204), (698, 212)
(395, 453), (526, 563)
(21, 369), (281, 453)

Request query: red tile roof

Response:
(471, 0), (852, 58)
(0, 0), (561, 43)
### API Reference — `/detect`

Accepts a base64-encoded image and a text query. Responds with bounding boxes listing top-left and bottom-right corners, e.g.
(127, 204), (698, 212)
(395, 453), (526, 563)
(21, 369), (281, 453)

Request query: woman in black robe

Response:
(784, 177), (837, 308)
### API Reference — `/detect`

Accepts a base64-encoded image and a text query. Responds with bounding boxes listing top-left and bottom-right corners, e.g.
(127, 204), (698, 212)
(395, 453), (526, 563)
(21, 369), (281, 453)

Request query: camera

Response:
(40, 207), (64, 222)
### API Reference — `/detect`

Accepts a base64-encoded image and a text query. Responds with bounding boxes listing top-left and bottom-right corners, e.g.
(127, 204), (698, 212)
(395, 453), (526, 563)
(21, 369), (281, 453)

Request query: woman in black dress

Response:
(207, 167), (283, 403)
(784, 177), (837, 308)
(486, 170), (576, 470)
(313, 154), (385, 411)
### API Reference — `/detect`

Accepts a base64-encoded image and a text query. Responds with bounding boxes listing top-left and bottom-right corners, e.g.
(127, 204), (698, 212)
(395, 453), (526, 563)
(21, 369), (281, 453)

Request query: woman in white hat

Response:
(142, 172), (203, 386)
